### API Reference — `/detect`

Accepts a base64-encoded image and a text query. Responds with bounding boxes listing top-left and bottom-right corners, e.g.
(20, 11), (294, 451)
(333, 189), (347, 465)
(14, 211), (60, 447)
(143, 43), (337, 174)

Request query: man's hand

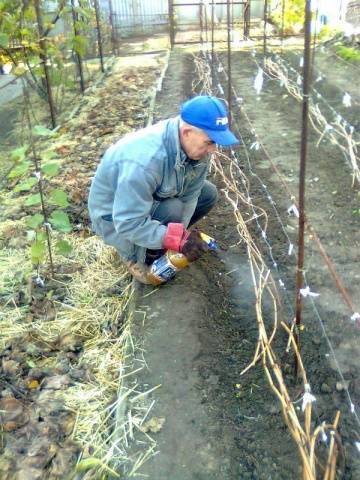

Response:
(180, 230), (208, 261)
(163, 223), (208, 262)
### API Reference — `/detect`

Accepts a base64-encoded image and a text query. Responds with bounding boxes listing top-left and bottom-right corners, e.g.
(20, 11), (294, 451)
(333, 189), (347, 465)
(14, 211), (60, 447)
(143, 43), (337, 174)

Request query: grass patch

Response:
(335, 45), (360, 64)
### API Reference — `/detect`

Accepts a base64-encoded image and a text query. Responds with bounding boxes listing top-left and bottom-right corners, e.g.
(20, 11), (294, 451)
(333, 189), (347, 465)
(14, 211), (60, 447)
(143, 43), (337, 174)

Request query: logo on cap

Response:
(216, 116), (228, 126)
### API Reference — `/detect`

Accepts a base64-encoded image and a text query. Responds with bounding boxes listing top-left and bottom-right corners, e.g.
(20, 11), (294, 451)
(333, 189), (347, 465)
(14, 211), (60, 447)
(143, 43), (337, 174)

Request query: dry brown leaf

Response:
(140, 416), (165, 433)
(0, 397), (28, 431)
(2, 359), (21, 376)
(42, 374), (72, 390)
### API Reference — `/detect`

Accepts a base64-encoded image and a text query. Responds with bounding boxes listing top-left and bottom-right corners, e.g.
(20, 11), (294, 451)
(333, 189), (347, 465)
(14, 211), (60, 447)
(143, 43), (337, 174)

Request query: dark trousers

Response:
(152, 180), (218, 226)
(145, 180), (218, 263)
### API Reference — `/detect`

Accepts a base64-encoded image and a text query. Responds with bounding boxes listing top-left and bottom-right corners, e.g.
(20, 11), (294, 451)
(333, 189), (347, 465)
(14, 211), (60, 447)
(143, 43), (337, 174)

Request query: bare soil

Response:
(127, 46), (360, 479)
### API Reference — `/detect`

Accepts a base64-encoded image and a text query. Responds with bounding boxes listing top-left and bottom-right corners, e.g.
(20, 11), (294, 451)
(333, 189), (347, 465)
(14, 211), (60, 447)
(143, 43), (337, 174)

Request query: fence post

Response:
(263, 0), (268, 58)
(226, 0), (232, 126)
(168, 0), (175, 48)
(200, 2), (204, 46)
(34, 0), (56, 128)
(281, 0), (286, 51)
(211, 0), (215, 85)
(108, 0), (117, 55)
(71, 0), (85, 93)
(244, 0), (251, 38)
(294, 0), (312, 376)
(94, 0), (105, 73)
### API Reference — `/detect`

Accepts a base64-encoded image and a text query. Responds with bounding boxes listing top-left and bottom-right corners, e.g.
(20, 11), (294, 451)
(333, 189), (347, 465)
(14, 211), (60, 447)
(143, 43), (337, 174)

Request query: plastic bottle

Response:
(147, 233), (218, 286)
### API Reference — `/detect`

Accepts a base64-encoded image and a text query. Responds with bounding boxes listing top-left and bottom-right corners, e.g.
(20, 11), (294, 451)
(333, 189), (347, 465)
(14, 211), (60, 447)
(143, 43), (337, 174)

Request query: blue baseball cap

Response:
(180, 95), (240, 146)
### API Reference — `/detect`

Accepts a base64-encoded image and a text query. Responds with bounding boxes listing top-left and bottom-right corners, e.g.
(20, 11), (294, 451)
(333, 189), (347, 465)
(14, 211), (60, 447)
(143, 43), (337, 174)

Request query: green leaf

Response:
(33, 125), (55, 137)
(37, 230), (47, 242)
(31, 240), (46, 265)
(0, 33), (9, 48)
(26, 214), (44, 229)
(24, 193), (41, 206)
(27, 360), (36, 368)
(41, 149), (57, 161)
(11, 146), (28, 162)
(56, 239), (72, 256)
(8, 161), (31, 178)
(42, 162), (60, 177)
(14, 177), (37, 192)
(13, 65), (27, 76)
(50, 69), (63, 86)
(48, 189), (69, 207)
(49, 210), (72, 232)
(72, 34), (88, 57)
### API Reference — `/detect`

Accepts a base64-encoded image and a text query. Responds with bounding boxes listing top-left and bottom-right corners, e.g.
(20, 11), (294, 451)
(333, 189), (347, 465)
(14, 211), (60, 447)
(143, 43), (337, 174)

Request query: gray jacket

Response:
(88, 116), (209, 262)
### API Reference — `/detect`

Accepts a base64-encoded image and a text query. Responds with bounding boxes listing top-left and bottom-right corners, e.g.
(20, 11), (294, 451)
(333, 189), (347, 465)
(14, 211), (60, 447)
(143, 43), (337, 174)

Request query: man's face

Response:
(180, 128), (218, 161)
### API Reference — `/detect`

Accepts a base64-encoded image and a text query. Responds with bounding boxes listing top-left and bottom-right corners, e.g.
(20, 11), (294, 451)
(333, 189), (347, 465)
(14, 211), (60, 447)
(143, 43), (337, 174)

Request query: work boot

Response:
(123, 260), (152, 285)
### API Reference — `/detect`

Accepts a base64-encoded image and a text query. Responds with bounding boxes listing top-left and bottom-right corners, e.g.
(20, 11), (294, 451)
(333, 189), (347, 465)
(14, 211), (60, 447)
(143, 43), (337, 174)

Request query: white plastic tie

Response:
(300, 286), (320, 298)
(287, 204), (299, 218)
(217, 83), (224, 95)
(217, 65), (223, 73)
(349, 125), (355, 134)
(321, 431), (328, 443)
(302, 384), (316, 411)
(297, 74), (302, 86)
(355, 441), (360, 453)
(342, 92), (352, 108)
(288, 243), (294, 256)
(315, 75), (322, 83)
(35, 276), (45, 287)
(279, 279), (285, 288)
(34, 171), (41, 180)
(299, 57), (304, 67)
(351, 403), (355, 413)
(261, 230), (267, 239)
(43, 222), (52, 231)
(253, 68), (264, 95)
(250, 141), (260, 151)
(351, 312), (360, 323)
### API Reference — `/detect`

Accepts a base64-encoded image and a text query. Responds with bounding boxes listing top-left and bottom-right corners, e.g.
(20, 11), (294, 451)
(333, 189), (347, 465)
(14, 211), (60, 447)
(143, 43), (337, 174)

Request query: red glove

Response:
(163, 223), (208, 262)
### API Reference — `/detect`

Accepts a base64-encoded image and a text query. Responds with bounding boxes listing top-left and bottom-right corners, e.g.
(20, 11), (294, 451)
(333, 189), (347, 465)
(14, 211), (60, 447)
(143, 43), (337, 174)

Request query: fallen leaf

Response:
(2, 359), (21, 376)
(0, 397), (28, 431)
(140, 416), (165, 433)
(27, 379), (40, 390)
(42, 374), (72, 390)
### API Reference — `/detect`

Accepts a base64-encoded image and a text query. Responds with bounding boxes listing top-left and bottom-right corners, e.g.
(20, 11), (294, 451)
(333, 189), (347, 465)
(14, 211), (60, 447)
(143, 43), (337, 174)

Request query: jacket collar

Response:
(165, 116), (188, 168)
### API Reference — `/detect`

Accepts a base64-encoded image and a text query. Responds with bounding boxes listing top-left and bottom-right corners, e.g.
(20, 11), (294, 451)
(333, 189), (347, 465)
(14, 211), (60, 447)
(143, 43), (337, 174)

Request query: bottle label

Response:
(150, 255), (178, 282)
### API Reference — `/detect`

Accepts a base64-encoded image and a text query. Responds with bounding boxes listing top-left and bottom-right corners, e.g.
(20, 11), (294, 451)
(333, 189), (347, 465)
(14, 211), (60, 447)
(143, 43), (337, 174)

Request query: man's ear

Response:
(180, 125), (193, 139)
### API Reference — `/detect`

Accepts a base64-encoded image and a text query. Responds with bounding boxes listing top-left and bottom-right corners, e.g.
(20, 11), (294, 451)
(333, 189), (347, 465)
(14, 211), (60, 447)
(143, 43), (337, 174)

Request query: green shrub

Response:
(335, 45), (360, 64)
(270, 0), (305, 35)
(318, 25), (340, 41)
